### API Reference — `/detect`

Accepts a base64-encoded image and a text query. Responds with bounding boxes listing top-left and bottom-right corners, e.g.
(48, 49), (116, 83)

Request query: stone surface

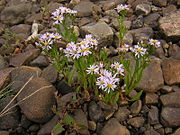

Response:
(114, 106), (130, 122)
(37, 115), (59, 135)
(81, 22), (114, 47)
(41, 65), (58, 83)
(88, 121), (96, 131)
(153, 0), (167, 7)
(0, 131), (10, 135)
(129, 27), (153, 43)
(169, 44), (180, 60)
(160, 92), (180, 107)
(144, 129), (160, 135)
(0, 3), (32, 25)
(130, 100), (142, 115)
(88, 101), (104, 122)
(127, 117), (144, 128)
(30, 55), (49, 67)
(173, 128), (180, 135)
(144, 93), (159, 104)
(17, 77), (56, 123)
(56, 80), (74, 95)
(0, 96), (20, 130)
(10, 24), (31, 38)
(137, 57), (164, 92)
(128, 0), (149, 9)
(148, 106), (159, 125)
(161, 107), (180, 127)
(0, 56), (8, 70)
(9, 49), (40, 67)
(101, 118), (130, 135)
(135, 4), (151, 15)
(131, 15), (144, 29)
(162, 58), (180, 85)
(74, 1), (95, 17)
(144, 13), (160, 28)
(159, 12), (180, 41)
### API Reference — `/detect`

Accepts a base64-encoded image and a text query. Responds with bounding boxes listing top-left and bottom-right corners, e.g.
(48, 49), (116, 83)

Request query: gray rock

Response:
(128, 0), (149, 9)
(101, 118), (130, 135)
(144, 129), (160, 135)
(130, 100), (142, 115)
(144, 93), (159, 104)
(9, 49), (40, 67)
(148, 106), (159, 125)
(41, 65), (58, 83)
(132, 15), (144, 29)
(0, 3), (32, 25)
(159, 12), (180, 41)
(104, 9), (119, 18)
(114, 106), (130, 122)
(169, 44), (180, 60)
(137, 57), (164, 92)
(129, 27), (153, 43)
(81, 22), (114, 47)
(144, 13), (160, 28)
(47, 2), (63, 12)
(112, 19), (131, 30)
(56, 80), (74, 95)
(37, 115), (59, 135)
(0, 56), (8, 70)
(128, 117), (145, 128)
(0, 96), (20, 130)
(20, 115), (32, 129)
(88, 101), (104, 122)
(153, 0), (167, 7)
(160, 92), (180, 107)
(136, 4), (151, 15)
(74, 1), (95, 17)
(162, 58), (180, 85)
(161, 107), (180, 127)
(30, 54), (49, 67)
(17, 77), (56, 123)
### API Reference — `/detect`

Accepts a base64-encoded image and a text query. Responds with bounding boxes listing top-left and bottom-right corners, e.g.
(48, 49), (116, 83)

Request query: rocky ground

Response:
(0, 0), (180, 135)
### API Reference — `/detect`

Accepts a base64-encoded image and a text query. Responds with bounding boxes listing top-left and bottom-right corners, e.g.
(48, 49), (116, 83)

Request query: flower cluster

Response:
(149, 39), (161, 48)
(111, 62), (125, 76)
(130, 45), (147, 58)
(52, 6), (77, 24)
(115, 4), (130, 13)
(35, 32), (62, 50)
(64, 34), (98, 59)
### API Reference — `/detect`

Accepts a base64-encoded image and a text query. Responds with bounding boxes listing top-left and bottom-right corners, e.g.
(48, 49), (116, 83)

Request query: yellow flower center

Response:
(107, 83), (112, 88)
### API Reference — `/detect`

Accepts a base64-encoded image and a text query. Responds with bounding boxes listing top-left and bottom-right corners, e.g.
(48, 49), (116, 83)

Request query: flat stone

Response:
(161, 107), (180, 127)
(30, 54), (49, 67)
(127, 117), (145, 128)
(144, 93), (159, 104)
(10, 24), (31, 36)
(114, 106), (130, 121)
(74, 1), (95, 17)
(17, 77), (56, 123)
(148, 106), (159, 125)
(81, 22), (114, 47)
(159, 12), (180, 41)
(162, 58), (180, 85)
(160, 92), (180, 107)
(130, 100), (142, 115)
(136, 4), (151, 15)
(9, 49), (40, 67)
(137, 57), (164, 92)
(101, 118), (130, 135)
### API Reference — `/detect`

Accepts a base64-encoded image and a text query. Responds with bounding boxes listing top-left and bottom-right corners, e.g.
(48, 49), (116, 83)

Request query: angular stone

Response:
(144, 13), (160, 28)
(159, 12), (180, 41)
(137, 57), (164, 92)
(81, 22), (114, 47)
(17, 77), (56, 123)
(101, 118), (130, 135)
(30, 55), (49, 67)
(9, 49), (40, 67)
(148, 106), (159, 125)
(153, 0), (167, 7)
(0, 3), (32, 25)
(160, 92), (180, 107)
(10, 24), (31, 36)
(162, 58), (180, 85)
(161, 107), (180, 127)
(145, 93), (159, 104)
(74, 1), (95, 17)
(136, 4), (151, 15)
(114, 106), (130, 121)
(130, 100), (142, 115)
(127, 117), (144, 128)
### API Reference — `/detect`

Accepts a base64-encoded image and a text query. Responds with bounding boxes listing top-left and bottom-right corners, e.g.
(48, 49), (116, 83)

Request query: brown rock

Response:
(162, 5), (177, 16)
(88, 121), (96, 131)
(114, 106), (130, 122)
(173, 128), (180, 135)
(130, 100), (142, 115)
(162, 58), (180, 85)
(0, 131), (10, 135)
(169, 44), (180, 60)
(0, 56), (8, 70)
(148, 106), (159, 125)
(144, 129), (160, 135)
(30, 54), (49, 67)
(160, 92), (180, 107)
(17, 77), (56, 123)
(144, 93), (159, 104)
(153, 0), (167, 7)
(128, 0), (149, 9)
(101, 118), (130, 135)
(161, 107), (180, 127)
(127, 117), (144, 128)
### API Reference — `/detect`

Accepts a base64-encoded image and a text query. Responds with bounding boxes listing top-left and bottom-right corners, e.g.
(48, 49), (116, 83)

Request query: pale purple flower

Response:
(117, 44), (130, 52)
(111, 62), (125, 76)
(86, 64), (99, 74)
(85, 34), (98, 46)
(115, 4), (130, 13)
(131, 45), (147, 57)
(149, 39), (161, 48)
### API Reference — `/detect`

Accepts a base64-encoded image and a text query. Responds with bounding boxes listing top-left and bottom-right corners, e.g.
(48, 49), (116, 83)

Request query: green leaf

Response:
(64, 114), (75, 125)
(52, 123), (64, 134)
(78, 124), (88, 130)
(129, 90), (143, 102)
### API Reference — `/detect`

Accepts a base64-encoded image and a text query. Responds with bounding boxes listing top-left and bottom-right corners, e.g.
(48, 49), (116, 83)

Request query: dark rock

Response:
(56, 80), (74, 95)
(161, 107), (180, 127)
(162, 58), (180, 85)
(0, 96), (20, 130)
(0, 3), (32, 25)
(144, 93), (159, 104)
(101, 118), (130, 135)
(114, 106), (130, 122)
(9, 49), (40, 67)
(135, 4), (151, 15)
(153, 0), (167, 7)
(127, 117), (144, 128)
(73, 109), (90, 135)
(30, 55), (49, 67)
(160, 92), (180, 107)
(29, 124), (40, 132)
(88, 101), (104, 122)
(144, 13), (160, 28)
(20, 115), (32, 129)
(132, 15), (144, 29)
(17, 77), (56, 123)
(41, 65), (58, 83)
(161, 85), (173, 93)
(37, 115), (59, 135)
(148, 106), (159, 125)
(144, 129), (160, 135)
(137, 57), (164, 92)
(130, 100), (142, 115)
(81, 22), (114, 47)
(0, 56), (8, 70)
(74, 1), (95, 17)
